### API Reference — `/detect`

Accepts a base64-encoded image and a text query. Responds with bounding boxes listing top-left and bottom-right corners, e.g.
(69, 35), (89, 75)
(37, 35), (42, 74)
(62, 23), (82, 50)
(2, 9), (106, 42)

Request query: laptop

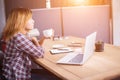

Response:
(57, 32), (97, 65)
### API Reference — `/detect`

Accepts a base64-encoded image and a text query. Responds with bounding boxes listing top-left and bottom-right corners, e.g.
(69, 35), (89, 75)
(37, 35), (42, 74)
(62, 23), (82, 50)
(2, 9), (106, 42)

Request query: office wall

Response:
(4, 0), (46, 18)
(62, 5), (110, 43)
(0, 0), (6, 36)
(112, 0), (120, 46)
(32, 5), (110, 43)
(32, 8), (62, 38)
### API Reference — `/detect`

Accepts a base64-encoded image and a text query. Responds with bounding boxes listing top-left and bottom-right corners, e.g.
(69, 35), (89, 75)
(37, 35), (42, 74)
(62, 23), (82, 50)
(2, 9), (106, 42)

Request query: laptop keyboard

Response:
(68, 54), (83, 63)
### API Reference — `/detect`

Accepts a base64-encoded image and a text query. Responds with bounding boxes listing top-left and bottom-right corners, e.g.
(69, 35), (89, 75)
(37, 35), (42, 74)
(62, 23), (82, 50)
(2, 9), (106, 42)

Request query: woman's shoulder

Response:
(12, 33), (32, 45)
(15, 32), (26, 37)
(13, 33), (27, 41)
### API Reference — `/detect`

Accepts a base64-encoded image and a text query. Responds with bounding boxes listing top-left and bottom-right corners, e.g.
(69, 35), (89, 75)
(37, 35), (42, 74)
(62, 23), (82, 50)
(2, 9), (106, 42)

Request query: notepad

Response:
(50, 47), (73, 54)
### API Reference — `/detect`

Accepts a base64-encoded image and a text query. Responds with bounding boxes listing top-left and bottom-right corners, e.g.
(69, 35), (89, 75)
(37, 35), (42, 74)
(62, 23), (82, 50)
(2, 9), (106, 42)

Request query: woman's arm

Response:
(15, 33), (44, 58)
(39, 36), (45, 45)
(31, 37), (40, 47)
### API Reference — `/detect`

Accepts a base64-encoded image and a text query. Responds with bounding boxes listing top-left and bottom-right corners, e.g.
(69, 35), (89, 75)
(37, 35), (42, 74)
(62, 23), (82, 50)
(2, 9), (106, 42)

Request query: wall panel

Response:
(62, 5), (110, 43)
(32, 5), (110, 43)
(32, 8), (62, 38)
(112, 0), (120, 46)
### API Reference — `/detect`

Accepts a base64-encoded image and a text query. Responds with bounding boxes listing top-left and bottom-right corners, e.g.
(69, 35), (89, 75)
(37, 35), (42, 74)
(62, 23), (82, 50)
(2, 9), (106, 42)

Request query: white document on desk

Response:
(50, 48), (73, 54)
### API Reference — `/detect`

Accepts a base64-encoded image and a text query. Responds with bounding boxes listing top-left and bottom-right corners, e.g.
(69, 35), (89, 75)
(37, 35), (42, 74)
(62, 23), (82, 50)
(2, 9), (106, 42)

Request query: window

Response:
(46, 0), (51, 8)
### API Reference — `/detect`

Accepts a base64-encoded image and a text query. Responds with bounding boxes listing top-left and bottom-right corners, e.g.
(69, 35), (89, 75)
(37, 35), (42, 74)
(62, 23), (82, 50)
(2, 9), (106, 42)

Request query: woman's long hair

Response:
(2, 8), (32, 41)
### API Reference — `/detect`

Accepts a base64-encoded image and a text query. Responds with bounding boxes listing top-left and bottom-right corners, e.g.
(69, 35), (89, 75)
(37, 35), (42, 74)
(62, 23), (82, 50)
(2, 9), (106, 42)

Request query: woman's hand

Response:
(31, 37), (40, 46)
(39, 36), (45, 45)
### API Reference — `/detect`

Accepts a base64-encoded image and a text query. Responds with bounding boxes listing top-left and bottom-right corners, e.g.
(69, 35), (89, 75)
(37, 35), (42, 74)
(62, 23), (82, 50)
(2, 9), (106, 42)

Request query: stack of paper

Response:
(50, 47), (73, 54)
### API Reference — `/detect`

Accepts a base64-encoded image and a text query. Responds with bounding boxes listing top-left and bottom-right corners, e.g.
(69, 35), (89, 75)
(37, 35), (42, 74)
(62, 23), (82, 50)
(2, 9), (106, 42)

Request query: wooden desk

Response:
(35, 36), (120, 80)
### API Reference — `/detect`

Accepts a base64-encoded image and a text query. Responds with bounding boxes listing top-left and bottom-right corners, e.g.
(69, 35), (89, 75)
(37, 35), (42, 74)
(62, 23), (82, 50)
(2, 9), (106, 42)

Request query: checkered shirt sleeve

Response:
(3, 33), (44, 80)
(15, 33), (44, 58)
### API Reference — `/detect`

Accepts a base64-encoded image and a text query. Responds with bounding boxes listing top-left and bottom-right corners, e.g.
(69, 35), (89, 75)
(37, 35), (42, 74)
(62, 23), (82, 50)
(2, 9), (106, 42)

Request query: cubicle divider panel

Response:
(62, 5), (110, 43)
(32, 5), (110, 43)
(32, 8), (62, 38)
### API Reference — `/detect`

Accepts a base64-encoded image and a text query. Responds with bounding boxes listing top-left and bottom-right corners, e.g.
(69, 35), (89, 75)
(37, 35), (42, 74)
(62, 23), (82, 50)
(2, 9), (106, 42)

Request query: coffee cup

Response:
(43, 28), (54, 40)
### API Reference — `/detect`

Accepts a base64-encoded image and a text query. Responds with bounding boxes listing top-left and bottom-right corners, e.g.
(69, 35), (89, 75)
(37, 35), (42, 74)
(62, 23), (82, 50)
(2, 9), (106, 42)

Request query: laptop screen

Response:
(83, 32), (97, 63)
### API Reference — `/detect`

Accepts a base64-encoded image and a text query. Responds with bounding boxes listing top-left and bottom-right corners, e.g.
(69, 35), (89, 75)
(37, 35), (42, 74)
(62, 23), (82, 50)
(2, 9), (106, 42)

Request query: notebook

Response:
(50, 47), (74, 54)
(57, 32), (97, 65)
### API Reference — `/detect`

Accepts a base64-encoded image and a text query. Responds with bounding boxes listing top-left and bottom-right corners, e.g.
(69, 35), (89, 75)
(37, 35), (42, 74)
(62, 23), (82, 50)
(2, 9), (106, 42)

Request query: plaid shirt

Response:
(2, 33), (44, 80)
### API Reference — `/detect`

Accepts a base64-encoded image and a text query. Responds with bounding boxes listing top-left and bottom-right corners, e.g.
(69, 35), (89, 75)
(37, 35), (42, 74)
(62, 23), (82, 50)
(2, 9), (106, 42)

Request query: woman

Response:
(1, 8), (44, 80)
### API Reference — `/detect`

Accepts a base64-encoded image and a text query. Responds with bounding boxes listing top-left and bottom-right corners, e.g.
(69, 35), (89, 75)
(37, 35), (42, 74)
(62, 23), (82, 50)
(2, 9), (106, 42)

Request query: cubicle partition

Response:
(112, 0), (120, 46)
(62, 5), (110, 43)
(32, 8), (62, 38)
(32, 5), (110, 43)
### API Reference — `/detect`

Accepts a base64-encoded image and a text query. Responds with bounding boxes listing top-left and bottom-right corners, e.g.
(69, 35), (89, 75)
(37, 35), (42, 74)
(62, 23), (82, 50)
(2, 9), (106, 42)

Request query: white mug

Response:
(43, 28), (54, 38)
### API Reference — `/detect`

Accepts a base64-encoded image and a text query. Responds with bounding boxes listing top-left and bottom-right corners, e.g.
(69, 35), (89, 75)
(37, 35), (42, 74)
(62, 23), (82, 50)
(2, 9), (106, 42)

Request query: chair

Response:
(0, 51), (7, 80)
(0, 51), (4, 74)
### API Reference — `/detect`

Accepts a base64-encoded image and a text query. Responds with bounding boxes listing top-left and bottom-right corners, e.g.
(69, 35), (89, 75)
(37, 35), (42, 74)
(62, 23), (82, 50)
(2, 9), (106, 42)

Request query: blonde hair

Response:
(2, 8), (32, 41)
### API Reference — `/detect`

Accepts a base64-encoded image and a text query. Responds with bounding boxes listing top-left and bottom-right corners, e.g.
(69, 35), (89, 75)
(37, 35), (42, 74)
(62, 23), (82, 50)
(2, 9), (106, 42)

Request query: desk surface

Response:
(35, 36), (120, 80)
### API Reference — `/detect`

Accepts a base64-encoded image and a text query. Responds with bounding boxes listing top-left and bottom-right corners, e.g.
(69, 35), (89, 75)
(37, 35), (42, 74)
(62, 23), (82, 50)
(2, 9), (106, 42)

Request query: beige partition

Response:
(62, 5), (110, 43)
(32, 6), (110, 43)
(32, 8), (62, 38)
(112, 0), (120, 46)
